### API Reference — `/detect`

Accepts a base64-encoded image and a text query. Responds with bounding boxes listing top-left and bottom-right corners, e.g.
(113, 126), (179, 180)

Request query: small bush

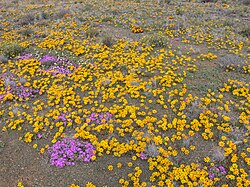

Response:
(219, 54), (247, 72)
(102, 16), (113, 22)
(19, 13), (35, 25)
(239, 26), (250, 38)
(222, 18), (234, 27)
(200, 0), (217, 2)
(36, 20), (49, 27)
(102, 35), (115, 47)
(210, 146), (225, 162)
(241, 0), (250, 6)
(39, 11), (50, 20)
(82, 4), (93, 12)
(142, 32), (169, 48)
(54, 9), (70, 19)
(145, 143), (159, 157)
(184, 100), (203, 122)
(1, 43), (25, 59)
(0, 140), (5, 151)
(19, 28), (34, 37)
(0, 55), (8, 63)
(78, 17), (87, 22)
(175, 7), (184, 15)
(85, 28), (100, 38)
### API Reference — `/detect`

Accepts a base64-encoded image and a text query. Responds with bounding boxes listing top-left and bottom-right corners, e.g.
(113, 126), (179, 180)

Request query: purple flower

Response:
(6, 85), (40, 100)
(86, 112), (113, 124)
(0, 94), (5, 100)
(39, 55), (77, 76)
(47, 138), (95, 168)
(209, 173), (215, 180)
(209, 165), (227, 180)
(40, 55), (57, 63)
(218, 166), (226, 175)
(140, 152), (148, 160)
(37, 134), (43, 139)
(19, 53), (33, 60)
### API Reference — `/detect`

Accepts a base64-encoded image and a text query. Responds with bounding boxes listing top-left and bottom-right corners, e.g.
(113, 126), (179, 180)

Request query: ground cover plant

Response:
(0, 0), (249, 186)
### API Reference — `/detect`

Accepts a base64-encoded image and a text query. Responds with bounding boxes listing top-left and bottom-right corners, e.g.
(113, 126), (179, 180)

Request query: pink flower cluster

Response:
(48, 138), (95, 168)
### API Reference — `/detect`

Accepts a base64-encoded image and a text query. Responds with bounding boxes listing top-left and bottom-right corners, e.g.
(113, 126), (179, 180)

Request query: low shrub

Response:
(241, 0), (250, 6)
(142, 32), (169, 48)
(19, 28), (34, 37)
(239, 26), (250, 38)
(219, 54), (247, 72)
(54, 9), (70, 19)
(1, 42), (25, 59)
(85, 28), (100, 38)
(0, 55), (8, 63)
(102, 35), (115, 47)
(19, 13), (35, 25)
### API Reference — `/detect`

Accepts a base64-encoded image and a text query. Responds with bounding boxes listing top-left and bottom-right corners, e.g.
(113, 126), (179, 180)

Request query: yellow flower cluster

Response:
(70, 183), (97, 187)
(24, 132), (34, 143)
(17, 182), (25, 187)
(131, 25), (144, 34)
(197, 53), (217, 61)
(168, 164), (213, 186)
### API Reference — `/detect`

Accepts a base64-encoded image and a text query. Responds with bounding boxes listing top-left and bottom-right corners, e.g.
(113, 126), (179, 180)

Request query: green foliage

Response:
(19, 13), (35, 25)
(142, 32), (169, 48)
(102, 16), (113, 22)
(39, 11), (51, 20)
(200, 0), (218, 2)
(19, 28), (34, 37)
(82, 4), (93, 12)
(239, 26), (250, 38)
(241, 0), (250, 6)
(175, 7), (184, 15)
(0, 42), (25, 59)
(86, 28), (100, 38)
(0, 140), (5, 151)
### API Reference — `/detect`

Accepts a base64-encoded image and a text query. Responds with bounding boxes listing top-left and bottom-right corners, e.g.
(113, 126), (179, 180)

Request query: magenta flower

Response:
(37, 134), (43, 139)
(140, 152), (148, 160)
(208, 165), (227, 180)
(47, 138), (95, 168)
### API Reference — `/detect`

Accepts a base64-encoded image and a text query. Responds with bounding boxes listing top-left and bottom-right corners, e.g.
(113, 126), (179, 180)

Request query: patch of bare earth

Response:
(0, 129), (150, 186)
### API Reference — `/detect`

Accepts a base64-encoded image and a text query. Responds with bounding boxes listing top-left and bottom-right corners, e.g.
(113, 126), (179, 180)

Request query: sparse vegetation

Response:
(142, 32), (169, 48)
(102, 35), (115, 47)
(19, 13), (36, 25)
(85, 28), (100, 38)
(19, 28), (34, 37)
(0, 42), (25, 58)
(54, 9), (70, 19)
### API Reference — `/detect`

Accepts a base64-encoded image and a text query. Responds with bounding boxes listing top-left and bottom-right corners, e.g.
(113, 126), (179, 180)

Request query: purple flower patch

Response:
(57, 112), (73, 125)
(208, 165), (227, 180)
(37, 133), (43, 139)
(140, 152), (148, 160)
(39, 55), (78, 76)
(13, 85), (40, 100)
(47, 138), (95, 168)
(86, 112), (113, 124)
(18, 53), (34, 60)
(39, 54), (57, 64)
(0, 94), (5, 101)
